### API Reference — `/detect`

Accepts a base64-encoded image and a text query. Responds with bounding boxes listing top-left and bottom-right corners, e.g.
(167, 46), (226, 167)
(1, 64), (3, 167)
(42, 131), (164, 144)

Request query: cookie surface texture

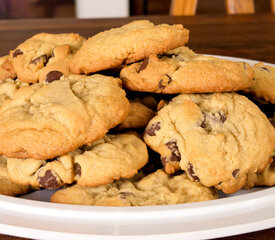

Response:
(0, 74), (130, 159)
(0, 156), (32, 196)
(51, 169), (218, 206)
(116, 101), (155, 130)
(0, 56), (16, 81)
(120, 46), (254, 93)
(75, 133), (148, 186)
(10, 33), (86, 83)
(70, 20), (189, 74)
(144, 93), (275, 194)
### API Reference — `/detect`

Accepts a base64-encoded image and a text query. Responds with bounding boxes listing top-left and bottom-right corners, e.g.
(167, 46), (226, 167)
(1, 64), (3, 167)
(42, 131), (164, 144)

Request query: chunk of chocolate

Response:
(30, 54), (48, 65)
(158, 74), (172, 89)
(45, 70), (63, 83)
(144, 122), (161, 136)
(166, 140), (181, 162)
(187, 163), (200, 181)
(13, 49), (23, 58)
(259, 66), (270, 72)
(232, 169), (240, 177)
(75, 163), (81, 177)
(138, 57), (149, 73)
(38, 170), (60, 189)
(119, 191), (134, 199)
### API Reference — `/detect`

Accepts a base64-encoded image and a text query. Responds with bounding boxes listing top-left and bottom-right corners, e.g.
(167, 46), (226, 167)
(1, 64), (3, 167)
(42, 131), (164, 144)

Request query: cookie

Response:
(10, 33), (86, 83)
(74, 133), (148, 186)
(0, 56), (16, 81)
(70, 20), (189, 74)
(0, 74), (130, 160)
(120, 46), (254, 93)
(0, 78), (28, 107)
(144, 93), (275, 194)
(116, 101), (155, 130)
(0, 156), (32, 196)
(7, 133), (148, 188)
(244, 156), (275, 189)
(243, 63), (275, 104)
(51, 169), (218, 206)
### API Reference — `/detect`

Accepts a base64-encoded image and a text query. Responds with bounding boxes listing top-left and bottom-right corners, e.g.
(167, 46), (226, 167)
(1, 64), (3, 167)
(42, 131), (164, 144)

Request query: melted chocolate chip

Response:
(119, 192), (134, 199)
(45, 70), (63, 83)
(38, 170), (60, 189)
(144, 122), (161, 136)
(200, 112), (226, 129)
(158, 74), (172, 89)
(75, 163), (81, 177)
(13, 49), (23, 58)
(232, 169), (240, 177)
(138, 57), (149, 73)
(166, 140), (181, 162)
(30, 54), (48, 65)
(259, 66), (270, 72)
(187, 163), (200, 181)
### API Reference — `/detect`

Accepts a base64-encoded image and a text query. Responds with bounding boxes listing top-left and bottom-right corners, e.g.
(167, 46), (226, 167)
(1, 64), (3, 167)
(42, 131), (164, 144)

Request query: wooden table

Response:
(0, 14), (274, 240)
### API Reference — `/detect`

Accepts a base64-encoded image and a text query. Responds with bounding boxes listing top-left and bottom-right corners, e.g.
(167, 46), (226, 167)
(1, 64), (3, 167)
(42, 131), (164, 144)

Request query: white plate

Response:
(0, 56), (274, 240)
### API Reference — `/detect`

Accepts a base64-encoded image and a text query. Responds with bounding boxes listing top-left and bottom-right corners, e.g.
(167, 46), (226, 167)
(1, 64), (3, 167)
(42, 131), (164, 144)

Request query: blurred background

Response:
(0, 0), (273, 19)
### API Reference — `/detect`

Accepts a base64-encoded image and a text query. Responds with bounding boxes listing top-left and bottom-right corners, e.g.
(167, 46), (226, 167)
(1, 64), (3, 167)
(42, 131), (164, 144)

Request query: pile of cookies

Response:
(0, 20), (274, 206)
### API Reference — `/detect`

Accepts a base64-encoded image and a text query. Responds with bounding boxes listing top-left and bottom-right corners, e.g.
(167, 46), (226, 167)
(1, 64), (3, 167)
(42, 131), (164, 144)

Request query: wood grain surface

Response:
(0, 14), (274, 240)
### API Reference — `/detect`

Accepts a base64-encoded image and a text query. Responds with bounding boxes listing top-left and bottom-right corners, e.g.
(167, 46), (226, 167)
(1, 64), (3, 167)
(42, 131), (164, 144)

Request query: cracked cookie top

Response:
(120, 46), (254, 93)
(144, 93), (275, 194)
(10, 33), (86, 83)
(50, 169), (218, 206)
(70, 20), (189, 74)
(0, 74), (130, 160)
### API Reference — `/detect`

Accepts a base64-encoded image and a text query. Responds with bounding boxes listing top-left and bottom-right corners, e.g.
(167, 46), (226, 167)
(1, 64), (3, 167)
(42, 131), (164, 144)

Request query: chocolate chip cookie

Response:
(144, 93), (275, 194)
(0, 74), (130, 160)
(243, 63), (275, 103)
(10, 33), (86, 83)
(51, 169), (218, 206)
(7, 133), (148, 188)
(120, 46), (254, 93)
(70, 20), (189, 74)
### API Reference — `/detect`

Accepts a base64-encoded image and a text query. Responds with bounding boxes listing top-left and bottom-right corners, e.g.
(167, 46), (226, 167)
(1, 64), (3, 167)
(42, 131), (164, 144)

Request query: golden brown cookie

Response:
(120, 46), (254, 93)
(10, 33), (86, 83)
(144, 93), (275, 194)
(70, 20), (189, 74)
(0, 74), (129, 160)
(51, 169), (218, 206)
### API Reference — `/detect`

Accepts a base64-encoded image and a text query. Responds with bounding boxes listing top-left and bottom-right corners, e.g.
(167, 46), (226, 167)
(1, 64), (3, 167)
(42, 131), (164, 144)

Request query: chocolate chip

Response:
(144, 122), (161, 136)
(158, 74), (172, 89)
(200, 112), (226, 128)
(259, 66), (270, 72)
(30, 54), (48, 65)
(13, 49), (23, 58)
(38, 170), (60, 189)
(166, 140), (181, 162)
(232, 169), (239, 177)
(45, 70), (63, 83)
(75, 163), (81, 177)
(119, 192), (134, 199)
(138, 57), (149, 73)
(187, 163), (200, 181)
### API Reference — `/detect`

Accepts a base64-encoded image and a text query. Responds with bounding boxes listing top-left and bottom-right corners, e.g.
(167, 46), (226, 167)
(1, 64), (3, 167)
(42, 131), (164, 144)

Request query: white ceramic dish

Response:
(0, 56), (274, 240)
